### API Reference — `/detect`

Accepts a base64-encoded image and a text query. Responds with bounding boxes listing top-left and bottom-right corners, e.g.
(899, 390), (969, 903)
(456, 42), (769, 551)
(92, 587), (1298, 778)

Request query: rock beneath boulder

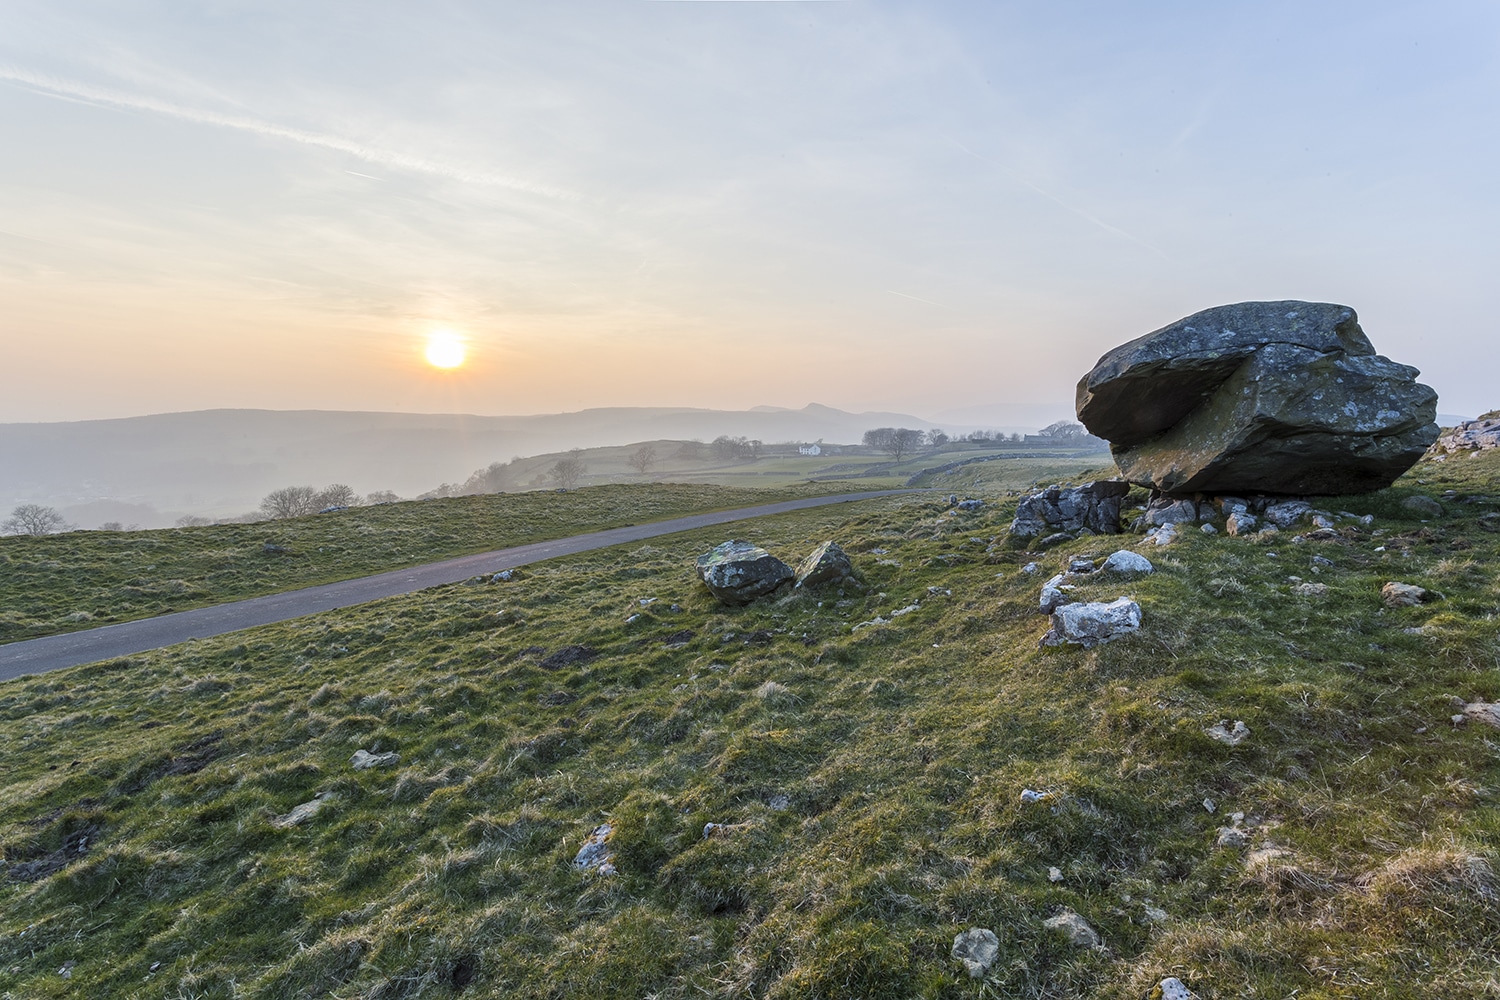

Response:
(1039, 574), (1077, 615)
(1009, 481), (1130, 538)
(1382, 581), (1435, 608)
(1040, 598), (1141, 648)
(1261, 499), (1314, 528)
(1400, 495), (1444, 518)
(1076, 301), (1438, 494)
(794, 541), (853, 589)
(1141, 496), (1200, 527)
(1101, 550), (1153, 575)
(1225, 512), (1258, 536)
(1042, 910), (1102, 949)
(951, 927), (1000, 978)
(696, 540), (794, 604)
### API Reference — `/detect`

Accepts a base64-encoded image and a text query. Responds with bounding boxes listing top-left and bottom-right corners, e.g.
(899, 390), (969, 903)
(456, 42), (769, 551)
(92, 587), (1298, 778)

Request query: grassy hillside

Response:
(1, 454), (1498, 998)
(0, 483), (856, 644)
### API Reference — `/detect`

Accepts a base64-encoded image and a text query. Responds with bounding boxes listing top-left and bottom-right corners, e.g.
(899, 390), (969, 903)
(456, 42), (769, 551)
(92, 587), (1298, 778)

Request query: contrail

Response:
(886, 289), (958, 310)
(949, 138), (1169, 260)
(0, 64), (578, 202)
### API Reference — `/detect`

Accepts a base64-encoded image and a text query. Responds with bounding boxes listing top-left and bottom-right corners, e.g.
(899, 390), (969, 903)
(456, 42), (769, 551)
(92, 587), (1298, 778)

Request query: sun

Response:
(424, 331), (466, 369)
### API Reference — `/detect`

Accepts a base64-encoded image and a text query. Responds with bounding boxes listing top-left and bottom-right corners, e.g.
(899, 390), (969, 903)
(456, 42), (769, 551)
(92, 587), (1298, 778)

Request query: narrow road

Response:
(0, 489), (925, 682)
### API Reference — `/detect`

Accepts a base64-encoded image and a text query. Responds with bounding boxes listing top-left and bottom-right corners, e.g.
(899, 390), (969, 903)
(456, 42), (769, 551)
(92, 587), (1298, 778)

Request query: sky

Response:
(1, 1), (1496, 426)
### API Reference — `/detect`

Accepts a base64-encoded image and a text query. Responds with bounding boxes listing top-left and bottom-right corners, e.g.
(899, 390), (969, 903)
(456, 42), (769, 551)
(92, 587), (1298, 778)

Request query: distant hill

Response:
(0, 404), (955, 523)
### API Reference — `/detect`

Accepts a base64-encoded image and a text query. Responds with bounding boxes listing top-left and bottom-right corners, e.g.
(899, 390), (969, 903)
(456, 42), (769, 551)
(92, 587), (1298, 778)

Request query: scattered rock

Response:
(273, 794), (331, 828)
(1042, 910), (1102, 949)
(1205, 720), (1250, 746)
(1382, 582), (1434, 608)
(696, 540), (794, 604)
(1153, 977), (1201, 1000)
(1146, 523), (1179, 547)
(350, 749), (400, 770)
(1292, 582), (1328, 597)
(1019, 788), (1054, 804)
(1039, 574), (1077, 615)
(1009, 480), (1131, 538)
(1040, 598), (1142, 648)
(1200, 523), (1218, 535)
(794, 541), (854, 589)
(1067, 556), (1097, 573)
(491, 569), (515, 582)
(956, 498), (986, 512)
(1225, 512), (1258, 536)
(767, 794), (791, 810)
(1048, 866), (1064, 882)
(1400, 495), (1444, 518)
(1216, 825), (1251, 848)
(573, 823), (614, 872)
(1262, 500), (1313, 528)
(1101, 550), (1153, 575)
(1430, 414), (1500, 455)
(662, 629), (696, 648)
(951, 927), (1000, 978)
(1311, 555), (1334, 568)
(1076, 300), (1439, 494)
(540, 645), (599, 670)
(1142, 903), (1168, 923)
(1020, 562), (1040, 574)
(1462, 702), (1500, 728)
(1036, 532), (1074, 549)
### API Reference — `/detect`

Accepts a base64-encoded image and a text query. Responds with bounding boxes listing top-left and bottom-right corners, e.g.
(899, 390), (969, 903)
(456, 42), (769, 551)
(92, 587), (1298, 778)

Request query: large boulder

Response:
(1076, 302), (1438, 495)
(695, 541), (794, 604)
(1009, 480), (1130, 538)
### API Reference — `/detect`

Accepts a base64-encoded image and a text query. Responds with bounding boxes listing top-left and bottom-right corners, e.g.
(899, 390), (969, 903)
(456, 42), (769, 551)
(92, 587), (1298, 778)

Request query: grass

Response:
(1, 452), (1498, 998)
(0, 482), (867, 644)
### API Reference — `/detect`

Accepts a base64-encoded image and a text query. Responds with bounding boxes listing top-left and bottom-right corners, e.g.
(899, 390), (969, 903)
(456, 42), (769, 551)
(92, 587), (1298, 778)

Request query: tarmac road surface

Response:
(0, 489), (926, 683)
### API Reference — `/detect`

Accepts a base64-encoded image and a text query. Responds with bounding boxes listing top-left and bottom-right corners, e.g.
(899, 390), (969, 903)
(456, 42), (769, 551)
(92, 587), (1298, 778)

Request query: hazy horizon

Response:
(3, 2), (1497, 424)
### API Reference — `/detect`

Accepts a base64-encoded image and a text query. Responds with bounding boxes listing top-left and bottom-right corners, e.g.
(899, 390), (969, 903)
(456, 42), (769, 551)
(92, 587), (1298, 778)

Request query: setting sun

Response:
(424, 331), (466, 369)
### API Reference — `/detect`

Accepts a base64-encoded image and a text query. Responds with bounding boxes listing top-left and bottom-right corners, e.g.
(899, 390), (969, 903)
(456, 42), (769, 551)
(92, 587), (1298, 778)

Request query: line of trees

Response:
(862, 427), (936, 460)
(258, 484), (363, 520)
(711, 435), (762, 461)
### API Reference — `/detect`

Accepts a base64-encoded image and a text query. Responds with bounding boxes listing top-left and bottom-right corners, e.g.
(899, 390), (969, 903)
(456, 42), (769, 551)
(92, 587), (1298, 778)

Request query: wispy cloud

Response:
(948, 138), (1168, 260)
(0, 65), (577, 201)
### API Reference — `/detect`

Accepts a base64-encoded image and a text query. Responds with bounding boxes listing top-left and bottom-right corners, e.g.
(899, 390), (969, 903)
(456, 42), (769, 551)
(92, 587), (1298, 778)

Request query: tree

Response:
(926, 429), (949, 449)
(549, 453), (587, 489)
(711, 436), (760, 461)
(259, 486), (320, 520)
(175, 515), (213, 527)
(628, 444), (657, 475)
(2, 503), (68, 536)
(966, 430), (993, 443)
(314, 484), (361, 509)
(863, 427), (924, 461)
(458, 462), (509, 495)
(366, 490), (401, 504)
(1040, 420), (1086, 440)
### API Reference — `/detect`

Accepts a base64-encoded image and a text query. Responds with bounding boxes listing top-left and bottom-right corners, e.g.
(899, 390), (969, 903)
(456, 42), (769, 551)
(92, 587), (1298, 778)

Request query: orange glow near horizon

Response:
(424, 331), (466, 369)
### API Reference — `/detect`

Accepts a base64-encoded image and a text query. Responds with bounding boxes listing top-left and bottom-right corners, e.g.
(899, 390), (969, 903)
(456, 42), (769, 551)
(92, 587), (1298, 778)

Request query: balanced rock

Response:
(794, 541), (853, 588)
(695, 540), (793, 604)
(1076, 301), (1438, 494)
(1009, 480), (1130, 538)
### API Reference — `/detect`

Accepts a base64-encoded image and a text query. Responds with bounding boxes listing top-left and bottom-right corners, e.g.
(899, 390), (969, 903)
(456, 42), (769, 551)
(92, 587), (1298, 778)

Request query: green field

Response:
(2, 454), (1498, 998)
(0, 483), (862, 644)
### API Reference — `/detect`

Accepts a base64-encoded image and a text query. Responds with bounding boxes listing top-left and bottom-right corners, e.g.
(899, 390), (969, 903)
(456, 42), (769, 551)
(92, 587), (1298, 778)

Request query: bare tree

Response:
(315, 484), (361, 509)
(863, 427), (924, 461)
(3, 503), (69, 536)
(711, 436), (760, 461)
(1040, 420), (1086, 440)
(628, 444), (657, 475)
(926, 429), (949, 449)
(365, 490), (401, 504)
(175, 515), (213, 527)
(549, 453), (587, 489)
(259, 486), (320, 519)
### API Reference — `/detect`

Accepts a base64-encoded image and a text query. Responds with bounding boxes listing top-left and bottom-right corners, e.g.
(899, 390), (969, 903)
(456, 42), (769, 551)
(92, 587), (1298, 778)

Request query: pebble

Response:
(1042, 910), (1102, 949)
(1048, 866), (1063, 882)
(350, 749), (400, 770)
(1205, 720), (1250, 746)
(1019, 788), (1053, 804)
(1157, 978), (1200, 1000)
(1200, 523), (1218, 534)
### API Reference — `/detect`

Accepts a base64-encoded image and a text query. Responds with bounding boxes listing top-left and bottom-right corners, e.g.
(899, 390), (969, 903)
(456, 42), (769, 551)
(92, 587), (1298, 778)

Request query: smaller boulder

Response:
(1262, 500), (1313, 528)
(794, 541), (853, 589)
(1400, 495), (1444, 518)
(1382, 582), (1434, 608)
(1039, 574), (1077, 615)
(951, 927), (1000, 978)
(1009, 480), (1129, 538)
(1142, 497), (1199, 527)
(1205, 720), (1250, 746)
(1101, 550), (1153, 575)
(1153, 977), (1201, 1000)
(1040, 597), (1141, 648)
(696, 541), (794, 604)
(350, 749), (400, 770)
(1430, 414), (1500, 455)
(573, 823), (615, 871)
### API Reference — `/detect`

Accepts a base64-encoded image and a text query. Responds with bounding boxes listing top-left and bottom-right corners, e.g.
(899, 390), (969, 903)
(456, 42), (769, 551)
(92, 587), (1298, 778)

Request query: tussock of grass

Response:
(1, 452), (1498, 997)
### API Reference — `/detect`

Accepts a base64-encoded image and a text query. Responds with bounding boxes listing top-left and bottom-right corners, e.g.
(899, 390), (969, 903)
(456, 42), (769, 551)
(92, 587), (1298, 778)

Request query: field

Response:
(1, 452), (1497, 998)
